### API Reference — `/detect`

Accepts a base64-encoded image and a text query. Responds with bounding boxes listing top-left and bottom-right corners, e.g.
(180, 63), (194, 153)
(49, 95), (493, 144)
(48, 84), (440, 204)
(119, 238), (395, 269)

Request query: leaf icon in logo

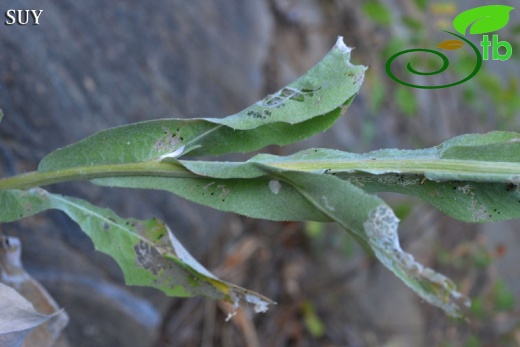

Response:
(453, 5), (515, 35)
(437, 40), (464, 50)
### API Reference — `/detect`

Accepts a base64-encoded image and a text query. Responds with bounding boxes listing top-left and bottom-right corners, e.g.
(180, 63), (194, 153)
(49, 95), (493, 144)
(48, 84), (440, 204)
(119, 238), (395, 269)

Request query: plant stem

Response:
(0, 158), (518, 191)
(0, 161), (193, 190)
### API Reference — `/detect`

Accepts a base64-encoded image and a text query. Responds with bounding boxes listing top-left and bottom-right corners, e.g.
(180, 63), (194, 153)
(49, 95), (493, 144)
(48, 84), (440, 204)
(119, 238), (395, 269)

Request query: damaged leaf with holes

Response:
(95, 131), (520, 317)
(3, 37), (520, 320)
(96, 159), (473, 317)
(39, 37), (366, 170)
(0, 189), (274, 315)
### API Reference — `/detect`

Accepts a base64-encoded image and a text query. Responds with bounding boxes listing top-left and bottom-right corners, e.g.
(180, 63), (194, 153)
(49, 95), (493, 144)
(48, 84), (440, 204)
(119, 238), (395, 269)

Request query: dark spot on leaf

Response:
(506, 183), (517, 192)
(134, 240), (163, 275)
(103, 222), (109, 230)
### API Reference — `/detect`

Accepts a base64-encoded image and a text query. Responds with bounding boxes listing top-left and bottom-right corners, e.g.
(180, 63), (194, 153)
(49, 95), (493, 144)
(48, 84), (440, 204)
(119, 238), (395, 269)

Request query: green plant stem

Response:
(0, 158), (519, 191)
(0, 161), (193, 190)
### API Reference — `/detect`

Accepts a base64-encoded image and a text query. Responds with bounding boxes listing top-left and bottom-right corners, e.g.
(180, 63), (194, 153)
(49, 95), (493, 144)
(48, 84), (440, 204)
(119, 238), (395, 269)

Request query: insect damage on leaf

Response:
(86, 204), (276, 316)
(154, 127), (186, 160)
(38, 36), (366, 169)
(0, 189), (275, 318)
(364, 205), (470, 317)
(456, 184), (489, 222)
(257, 87), (321, 109)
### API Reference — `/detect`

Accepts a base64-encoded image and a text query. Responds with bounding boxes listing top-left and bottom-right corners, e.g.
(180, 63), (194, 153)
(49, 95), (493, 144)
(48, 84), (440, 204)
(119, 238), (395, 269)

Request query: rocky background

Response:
(1, 0), (519, 346)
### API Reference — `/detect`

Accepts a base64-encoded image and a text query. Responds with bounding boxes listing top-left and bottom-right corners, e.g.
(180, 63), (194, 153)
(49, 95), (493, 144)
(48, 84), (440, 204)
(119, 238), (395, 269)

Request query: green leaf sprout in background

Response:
(2, 37), (520, 319)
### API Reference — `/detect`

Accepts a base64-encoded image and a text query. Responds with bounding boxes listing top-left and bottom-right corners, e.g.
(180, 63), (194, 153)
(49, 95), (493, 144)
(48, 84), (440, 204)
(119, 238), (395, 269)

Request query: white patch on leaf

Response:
(269, 180), (282, 194)
(321, 196), (335, 211)
(335, 36), (352, 55)
(158, 145), (185, 161)
(245, 293), (270, 313)
(225, 291), (272, 322)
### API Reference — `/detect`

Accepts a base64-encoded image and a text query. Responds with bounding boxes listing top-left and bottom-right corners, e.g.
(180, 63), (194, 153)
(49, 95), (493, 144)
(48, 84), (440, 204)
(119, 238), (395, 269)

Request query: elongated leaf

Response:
(39, 37), (365, 172)
(453, 5), (515, 35)
(97, 172), (332, 223)
(0, 109), (3, 126)
(0, 189), (274, 315)
(275, 172), (470, 317)
(96, 161), (476, 316)
(99, 170), (469, 316)
(248, 132), (520, 223)
(92, 131), (520, 316)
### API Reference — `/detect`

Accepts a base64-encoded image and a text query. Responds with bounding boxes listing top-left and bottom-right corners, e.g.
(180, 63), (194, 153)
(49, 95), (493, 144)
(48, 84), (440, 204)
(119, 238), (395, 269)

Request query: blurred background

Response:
(1, 0), (519, 346)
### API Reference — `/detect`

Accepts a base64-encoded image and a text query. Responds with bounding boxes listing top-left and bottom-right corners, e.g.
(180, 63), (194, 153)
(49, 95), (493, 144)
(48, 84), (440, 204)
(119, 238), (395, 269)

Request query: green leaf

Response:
(453, 5), (515, 35)
(2, 23), (519, 318)
(512, 24), (520, 34)
(492, 279), (515, 311)
(0, 109), (3, 126)
(366, 71), (386, 113)
(395, 86), (417, 117)
(413, 0), (427, 11)
(362, 1), (392, 26)
(402, 15), (424, 32)
(301, 301), (325, 338)
(95, 157), (473, 317)
(438, 132), (520, 162)
(88, 131), (520, 316)
(39, 37), (366, 171)
(255, 132), (520, 223)
(0, 189), (274, 316)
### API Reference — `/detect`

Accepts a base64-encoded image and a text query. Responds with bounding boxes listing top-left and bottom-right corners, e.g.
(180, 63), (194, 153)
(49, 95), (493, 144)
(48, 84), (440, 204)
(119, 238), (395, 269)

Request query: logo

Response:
(386, 5), (515, 89)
